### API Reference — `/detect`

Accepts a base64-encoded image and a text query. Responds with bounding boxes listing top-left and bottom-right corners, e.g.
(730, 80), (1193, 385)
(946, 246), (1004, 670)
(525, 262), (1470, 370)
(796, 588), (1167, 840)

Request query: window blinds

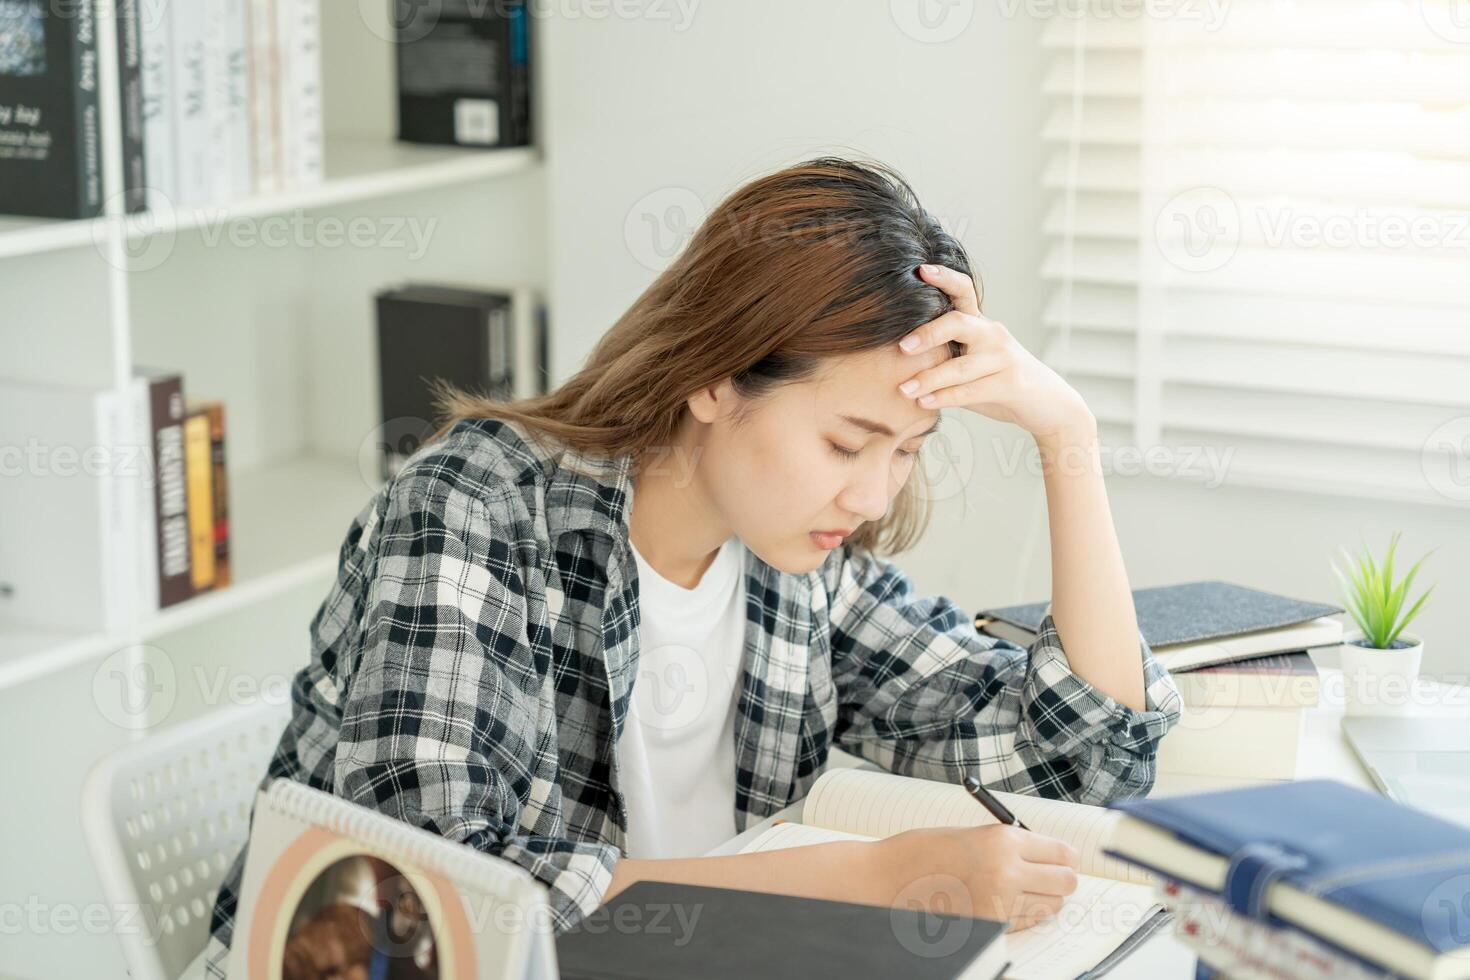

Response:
(1041, 0), (1470, 504)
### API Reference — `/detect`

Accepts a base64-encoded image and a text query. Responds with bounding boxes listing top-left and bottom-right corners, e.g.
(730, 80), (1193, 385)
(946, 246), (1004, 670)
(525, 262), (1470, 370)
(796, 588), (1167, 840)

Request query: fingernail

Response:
(899, 380), (919, 395)
(899, 335), (920, 351)
(921, 264), (937, 275)
(918, 394), (936, 407)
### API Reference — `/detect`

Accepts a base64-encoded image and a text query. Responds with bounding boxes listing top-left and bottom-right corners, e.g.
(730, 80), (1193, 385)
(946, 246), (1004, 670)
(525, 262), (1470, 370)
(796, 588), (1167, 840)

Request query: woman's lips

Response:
(810, 531), (847, 550)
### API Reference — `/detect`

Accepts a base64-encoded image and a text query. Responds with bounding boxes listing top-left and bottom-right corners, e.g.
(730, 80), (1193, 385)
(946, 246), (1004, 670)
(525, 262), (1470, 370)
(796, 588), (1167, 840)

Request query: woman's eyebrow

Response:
(838, 414), (942, 439)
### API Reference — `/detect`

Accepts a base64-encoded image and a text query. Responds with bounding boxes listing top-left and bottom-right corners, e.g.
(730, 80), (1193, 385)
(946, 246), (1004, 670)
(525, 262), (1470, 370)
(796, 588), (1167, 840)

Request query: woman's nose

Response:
(839, 459), (892, 523)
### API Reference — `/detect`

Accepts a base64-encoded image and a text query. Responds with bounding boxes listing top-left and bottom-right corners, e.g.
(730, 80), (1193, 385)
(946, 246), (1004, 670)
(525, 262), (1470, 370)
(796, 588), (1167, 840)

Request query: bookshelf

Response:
(0, 139), (538, 261)
(0, 5), (544, 693)
(0, 5), (544, 974)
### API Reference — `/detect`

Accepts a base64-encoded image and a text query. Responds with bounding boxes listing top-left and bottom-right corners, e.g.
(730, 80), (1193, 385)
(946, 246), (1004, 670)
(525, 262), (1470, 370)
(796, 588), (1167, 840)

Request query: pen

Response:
(963, 775), (1031, 831)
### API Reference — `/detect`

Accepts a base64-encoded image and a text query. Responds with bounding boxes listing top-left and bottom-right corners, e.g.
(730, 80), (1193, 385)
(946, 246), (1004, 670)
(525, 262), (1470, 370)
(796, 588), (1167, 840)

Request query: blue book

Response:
(1103, 780), (1470, 979)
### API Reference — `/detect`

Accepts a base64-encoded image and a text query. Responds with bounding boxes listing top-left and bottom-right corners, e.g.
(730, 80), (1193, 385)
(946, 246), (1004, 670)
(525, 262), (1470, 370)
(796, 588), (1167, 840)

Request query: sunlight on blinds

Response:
(1041, 0), (1470, 504)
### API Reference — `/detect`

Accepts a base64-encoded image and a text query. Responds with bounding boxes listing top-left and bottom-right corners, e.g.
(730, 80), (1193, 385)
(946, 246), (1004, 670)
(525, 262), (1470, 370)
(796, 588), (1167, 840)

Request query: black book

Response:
(113, 0), (146, 213)
(375, 283), (517, 479)
(0, 0), (103, 218)
(394, 0), (531, 148)
(555, 881), (1010, 980)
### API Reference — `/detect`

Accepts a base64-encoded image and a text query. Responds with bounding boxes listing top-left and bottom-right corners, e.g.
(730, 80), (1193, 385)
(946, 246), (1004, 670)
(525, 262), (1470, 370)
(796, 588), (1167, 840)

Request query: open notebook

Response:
(740, 769), (1165, 980)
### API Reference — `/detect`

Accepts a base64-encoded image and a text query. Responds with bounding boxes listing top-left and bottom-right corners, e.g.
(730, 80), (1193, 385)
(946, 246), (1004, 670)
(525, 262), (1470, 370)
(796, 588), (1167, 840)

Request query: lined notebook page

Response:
(802, 768), (1151, 885)
(740, 821), (876, 852)
(1004, 878), (1162, 980)
(739, 814), (1165, 978)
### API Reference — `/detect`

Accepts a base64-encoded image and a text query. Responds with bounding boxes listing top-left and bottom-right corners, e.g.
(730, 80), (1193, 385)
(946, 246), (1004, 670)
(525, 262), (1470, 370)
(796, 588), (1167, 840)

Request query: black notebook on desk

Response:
(974, 580), (1344, 673)
(555, 880), (1010, 980)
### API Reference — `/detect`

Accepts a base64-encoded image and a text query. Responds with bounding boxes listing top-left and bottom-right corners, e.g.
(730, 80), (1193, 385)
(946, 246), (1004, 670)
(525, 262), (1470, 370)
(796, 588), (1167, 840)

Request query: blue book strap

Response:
(1223, 841), (1309, 921)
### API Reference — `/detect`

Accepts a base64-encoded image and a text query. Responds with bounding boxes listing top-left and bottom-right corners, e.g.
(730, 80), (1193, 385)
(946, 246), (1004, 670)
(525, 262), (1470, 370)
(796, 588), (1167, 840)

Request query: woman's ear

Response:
(686, 378), (735, 425)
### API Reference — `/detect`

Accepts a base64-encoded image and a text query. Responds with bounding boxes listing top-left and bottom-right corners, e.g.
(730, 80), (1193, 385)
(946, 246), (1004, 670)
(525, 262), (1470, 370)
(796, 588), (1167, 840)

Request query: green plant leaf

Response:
(1331, 560), (1374, 641)
(1386, 583), (1435, 647)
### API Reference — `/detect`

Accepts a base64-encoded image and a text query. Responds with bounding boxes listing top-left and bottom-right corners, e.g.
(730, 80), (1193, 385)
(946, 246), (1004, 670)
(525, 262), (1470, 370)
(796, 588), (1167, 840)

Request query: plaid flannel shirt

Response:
(203, 417), (1180, 978)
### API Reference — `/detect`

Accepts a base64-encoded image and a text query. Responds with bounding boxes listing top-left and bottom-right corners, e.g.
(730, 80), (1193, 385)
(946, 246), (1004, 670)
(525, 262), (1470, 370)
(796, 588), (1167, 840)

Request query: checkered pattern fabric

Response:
(203, 417), (1180, 977)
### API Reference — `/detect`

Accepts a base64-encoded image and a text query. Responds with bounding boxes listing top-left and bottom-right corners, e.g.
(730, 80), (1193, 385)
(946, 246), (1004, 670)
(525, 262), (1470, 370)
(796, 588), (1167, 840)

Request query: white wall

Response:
(538, 2), (1468, 679)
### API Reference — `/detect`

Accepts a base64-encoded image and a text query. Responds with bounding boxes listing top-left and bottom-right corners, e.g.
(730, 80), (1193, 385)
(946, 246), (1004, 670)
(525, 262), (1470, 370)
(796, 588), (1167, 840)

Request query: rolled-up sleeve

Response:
(335, 475), (620, 931)
(819, 545), (1181, 806)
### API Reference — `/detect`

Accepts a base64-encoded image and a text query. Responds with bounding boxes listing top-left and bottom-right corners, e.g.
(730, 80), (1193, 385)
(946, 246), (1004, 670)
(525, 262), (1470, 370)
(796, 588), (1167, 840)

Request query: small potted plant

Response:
(1330, 532), (1435, 716)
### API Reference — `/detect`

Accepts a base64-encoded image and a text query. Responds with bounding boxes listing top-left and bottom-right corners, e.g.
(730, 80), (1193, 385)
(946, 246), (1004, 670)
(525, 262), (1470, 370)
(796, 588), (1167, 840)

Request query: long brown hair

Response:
(433, 156), (977, 556)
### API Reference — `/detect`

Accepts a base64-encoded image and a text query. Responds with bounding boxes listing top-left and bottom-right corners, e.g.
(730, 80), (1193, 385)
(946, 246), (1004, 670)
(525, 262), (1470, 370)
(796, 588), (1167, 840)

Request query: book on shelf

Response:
(0, 380), (135, 632)
(374, 283), (546, 480)
(139, 0), (176, 213)
(145, 368), (193, 607)
(227, 777), (557, 980)
(182, 404), (215, 591)
(205, 400), (231, 588)
(974, 581), (1344, 674)
(169, 0), (211, 206)
(736, 767), (1167, 980)
(8, 0), (324, 220)
(275, 0), (322, 187)
(137, 372), (232, 613)
(395, 0), (532, 148)
(557, 880), (1010, 980)
(114, 0), (148, 213)
(0, 371), (233, 632)
(1104, 779), (1470, 980)
(0, 0), (103, 218)
(243, 0), (280, 196)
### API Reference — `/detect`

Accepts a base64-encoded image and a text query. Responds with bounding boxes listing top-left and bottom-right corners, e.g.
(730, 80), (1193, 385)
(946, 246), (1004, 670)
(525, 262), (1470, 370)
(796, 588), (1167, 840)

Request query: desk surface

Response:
(707, 662), (1470, 979)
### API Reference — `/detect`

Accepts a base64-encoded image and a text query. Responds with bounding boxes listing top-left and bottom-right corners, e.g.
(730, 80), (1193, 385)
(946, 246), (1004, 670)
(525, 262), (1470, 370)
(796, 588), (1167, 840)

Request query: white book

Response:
(203, 0), (230, 200)
(1154, 702), (1304, 780)
(1152, 617), (1344, 674)
(222, 0), (253, 199)
(170, 0), (212, 206)
(0, 381), (145, 633)
(127, 376), (160, 618)
(228, 778), (557, 980)
(244, 0), (282, 195)
(510, 287), (545, 400)
(737, 768), (1164, 980)
(139, 0), (177, 209)
(275, 0), (323, 189)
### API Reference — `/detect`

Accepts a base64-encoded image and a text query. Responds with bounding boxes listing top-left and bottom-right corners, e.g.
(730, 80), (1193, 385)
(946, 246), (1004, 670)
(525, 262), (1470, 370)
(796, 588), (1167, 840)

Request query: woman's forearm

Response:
(600, 839), (883, 907)
(1035, 415), (1147, 712)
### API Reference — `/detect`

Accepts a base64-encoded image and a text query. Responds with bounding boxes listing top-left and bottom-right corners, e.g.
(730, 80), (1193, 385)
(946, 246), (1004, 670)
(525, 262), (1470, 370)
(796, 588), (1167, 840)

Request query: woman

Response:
(204, 157), (1179, 978)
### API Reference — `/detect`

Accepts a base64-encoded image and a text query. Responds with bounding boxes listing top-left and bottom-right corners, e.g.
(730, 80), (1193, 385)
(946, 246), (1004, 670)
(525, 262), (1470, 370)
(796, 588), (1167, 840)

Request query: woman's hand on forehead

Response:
(894, 264), (1093, 441)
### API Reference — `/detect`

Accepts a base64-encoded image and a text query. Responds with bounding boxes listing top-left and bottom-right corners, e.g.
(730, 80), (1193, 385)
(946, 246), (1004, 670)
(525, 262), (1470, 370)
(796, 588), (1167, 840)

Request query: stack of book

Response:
(0, 371), (230, 634)
(976, 582), (1345, 782)
(1102, 779), (1470, 979)
(0, 0), (324, 219)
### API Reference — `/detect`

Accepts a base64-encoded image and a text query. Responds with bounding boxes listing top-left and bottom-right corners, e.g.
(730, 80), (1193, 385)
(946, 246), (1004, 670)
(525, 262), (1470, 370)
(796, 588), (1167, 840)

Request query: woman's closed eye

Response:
(828, 441), (920, 461)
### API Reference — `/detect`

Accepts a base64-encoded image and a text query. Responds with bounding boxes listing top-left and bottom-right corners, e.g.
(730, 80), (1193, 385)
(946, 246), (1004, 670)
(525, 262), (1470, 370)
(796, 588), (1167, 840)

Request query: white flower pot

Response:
(1339, 632), (1424, 716)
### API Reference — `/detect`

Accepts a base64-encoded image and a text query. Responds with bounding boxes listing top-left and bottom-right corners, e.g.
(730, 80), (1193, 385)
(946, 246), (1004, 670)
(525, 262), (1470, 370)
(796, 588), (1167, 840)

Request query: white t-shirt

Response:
(619, 533), (748, 859)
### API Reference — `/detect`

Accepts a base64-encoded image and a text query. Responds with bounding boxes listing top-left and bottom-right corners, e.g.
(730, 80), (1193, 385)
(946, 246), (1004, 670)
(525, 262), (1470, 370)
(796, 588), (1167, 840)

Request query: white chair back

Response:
(83, 701), (290, 980)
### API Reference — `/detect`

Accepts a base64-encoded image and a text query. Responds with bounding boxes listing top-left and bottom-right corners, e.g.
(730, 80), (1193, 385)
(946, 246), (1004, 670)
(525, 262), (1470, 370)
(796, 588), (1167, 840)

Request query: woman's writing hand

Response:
(867, 823), (1081, 932)
(896, 264), (1094, 443)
